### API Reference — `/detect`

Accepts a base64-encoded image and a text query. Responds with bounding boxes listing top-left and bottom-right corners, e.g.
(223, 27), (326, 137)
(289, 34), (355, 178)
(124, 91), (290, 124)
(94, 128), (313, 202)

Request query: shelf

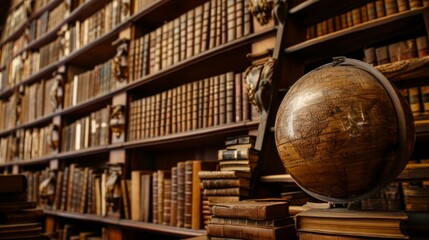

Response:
(285, 8), (428, 63)
(289, 0), (374, 25)
(43, 210), (206, 238)
(124, 121), (259, 150)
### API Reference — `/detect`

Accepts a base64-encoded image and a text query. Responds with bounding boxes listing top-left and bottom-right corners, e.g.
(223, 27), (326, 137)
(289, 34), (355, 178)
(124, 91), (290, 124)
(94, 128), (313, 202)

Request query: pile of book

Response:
(206, 199), (296, 240)
(295, 207), (409, 239)
(0, 175), (44, 239)
(198, 135), (258, 227)
(397, 159), (429, 212)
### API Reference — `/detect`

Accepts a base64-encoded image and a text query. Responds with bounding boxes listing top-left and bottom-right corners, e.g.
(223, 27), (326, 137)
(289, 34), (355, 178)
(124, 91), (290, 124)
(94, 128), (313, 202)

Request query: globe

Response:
(274, 58), (415, 203)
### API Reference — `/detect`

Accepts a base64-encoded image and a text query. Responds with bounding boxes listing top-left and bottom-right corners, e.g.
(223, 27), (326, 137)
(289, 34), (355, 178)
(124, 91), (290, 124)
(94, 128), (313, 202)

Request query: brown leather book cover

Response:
(207, 223), (295, 240)
(211, 200), (289, 220)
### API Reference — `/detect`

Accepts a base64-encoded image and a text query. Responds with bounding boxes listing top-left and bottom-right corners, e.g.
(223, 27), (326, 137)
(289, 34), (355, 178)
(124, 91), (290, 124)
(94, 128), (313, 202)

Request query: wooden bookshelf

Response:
(285, 7), (429, 62)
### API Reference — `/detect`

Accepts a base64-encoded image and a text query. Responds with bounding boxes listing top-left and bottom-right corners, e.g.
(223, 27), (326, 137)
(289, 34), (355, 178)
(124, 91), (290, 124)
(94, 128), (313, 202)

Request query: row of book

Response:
(306, 0), (429, 40)
(65, 0), (128, 55)
(127, 160), (217, 230)
(401, 85), (429, 117)
(5, 38), (61, 88)
(364, 36), (428, 66)
(127, 71), (252, 141)
(20, 76), (56, 123)
(64, 60), (116, 108)
(128, 0), (252, 80)
(0, 93), (17, 131)
(132, 0), (160, 15)
(61, 105), (110, 152)
(53, 224), (105, 240)
(28, 1), (69, 42)
(0, 124), (55, 165)
(1, 1), (28, 42)
(0, 32), (26, 68)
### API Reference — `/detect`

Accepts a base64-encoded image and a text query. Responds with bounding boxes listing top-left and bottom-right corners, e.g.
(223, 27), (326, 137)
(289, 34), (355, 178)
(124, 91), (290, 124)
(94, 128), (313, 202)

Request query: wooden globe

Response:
(274, 58), (415, 203)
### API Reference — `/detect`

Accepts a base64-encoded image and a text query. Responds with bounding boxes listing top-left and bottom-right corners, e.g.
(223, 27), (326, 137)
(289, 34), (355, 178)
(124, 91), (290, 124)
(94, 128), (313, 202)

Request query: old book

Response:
(352, 8), (362, 26)
(409, 87), (421, 114)
(295, 208), (408, 239)
(409, 0), (423, 9)
(226, 72), (235, 123)
(163, 178), (172, 225)
(207, 223), (296, 240)
(298, 232), (378, 240)
(121, 179), (131, 220)
(201, 178), (251, 189)
(397, 0), (409, 12)
(213, 76), (220, 126)
(375, 46), (390, 65)
(211, 200), (289, 220)
(225, 135), (256, 147)
(131, 171), (142, 221)
(184, 160), (202, 229)
(209, 216), (294, 227)
(177, 162), (186, 227)
(375, 0), (386, 18)
(385, 0), (399, 15)
(170, 166), (178, 226)
(0, 175), (27, 193)
(218, 74), (226, 125)
(416, 36), (429, 57)
(0, 209), (43, 224)
(204, 188), (249, 197)
(191, 81), (199, 130)
(227, 0), (236, 42)
(186, 9), (195, 59)
(194, 5), (203, 55)
(179, 12), (187, 62)
(422, 86), (429, 113)
(398, 163), (429, 180)
(199, 171), (251, 179)
(152, 171), (158, 224)
(234, 73), (243, 123)
(363, 47), (376, 66)
(218, 148), (259, 161)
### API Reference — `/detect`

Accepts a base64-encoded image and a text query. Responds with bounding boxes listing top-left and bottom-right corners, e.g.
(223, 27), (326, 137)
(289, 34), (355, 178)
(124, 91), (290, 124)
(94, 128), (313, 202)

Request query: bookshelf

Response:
(0, 0), (275, 239)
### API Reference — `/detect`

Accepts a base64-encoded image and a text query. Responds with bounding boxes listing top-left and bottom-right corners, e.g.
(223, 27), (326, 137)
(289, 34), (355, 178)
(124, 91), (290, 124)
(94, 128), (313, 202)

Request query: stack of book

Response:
(359, 182), (404, 211)
(206, 199), (296, 240)
(0, 175), (44, 239)
(199, 135), (258, 227)
(397, 159), (429, 212)
(295, 208), (409, 239)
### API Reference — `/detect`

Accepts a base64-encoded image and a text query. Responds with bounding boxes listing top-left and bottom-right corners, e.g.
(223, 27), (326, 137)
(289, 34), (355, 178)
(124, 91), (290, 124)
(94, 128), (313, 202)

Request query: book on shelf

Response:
(199, 170), (252, 179)
(218, 148), (259, 161)
(200, 178), (251, 189)
(131, 170), (153, 222)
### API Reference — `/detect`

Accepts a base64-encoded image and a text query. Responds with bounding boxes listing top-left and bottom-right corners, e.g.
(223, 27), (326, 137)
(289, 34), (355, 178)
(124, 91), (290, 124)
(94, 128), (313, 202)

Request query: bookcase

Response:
(0, 0), (277, 239)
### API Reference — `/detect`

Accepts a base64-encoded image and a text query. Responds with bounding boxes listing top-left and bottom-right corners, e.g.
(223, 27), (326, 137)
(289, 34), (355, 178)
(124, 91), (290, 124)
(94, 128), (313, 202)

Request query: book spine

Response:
(177, 162), (185, 227)
(152, 171), (158, 224)
(170, 166), (178, 226)
(184, 161), (193, 228)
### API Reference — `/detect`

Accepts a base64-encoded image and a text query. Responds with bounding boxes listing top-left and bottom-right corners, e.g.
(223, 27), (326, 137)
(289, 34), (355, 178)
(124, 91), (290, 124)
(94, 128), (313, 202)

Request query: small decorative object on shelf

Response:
(39, 169), (56, 208)
(110, 104), (126, 141)
(244, 49), (275, 113)
(105, 164), (123, 219)
(50, 68), (64, 111)
(113, 38), (129, 84)
(248, 0), (275, 25)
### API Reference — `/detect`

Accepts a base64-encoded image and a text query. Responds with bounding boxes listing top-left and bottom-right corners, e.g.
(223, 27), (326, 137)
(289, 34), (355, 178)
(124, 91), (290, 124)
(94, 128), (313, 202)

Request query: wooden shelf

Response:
(124, 121), (259, 150)
(289, 0), (373, 25)
(43, 210), (206, 238)
(285, 8), (428, 63)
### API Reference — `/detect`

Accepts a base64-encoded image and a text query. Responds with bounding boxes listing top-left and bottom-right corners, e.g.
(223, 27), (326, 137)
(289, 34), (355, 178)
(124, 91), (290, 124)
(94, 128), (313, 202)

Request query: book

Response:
(209, 216), (294, 227)
(206, 223), (296, 240)
(0, 175), (27, 193)
(199, 171), (251, 179)
(211, 200), (289, 220)
(218, 148), (259, 161)
(201, 178), (250, 189)
(295, 208), (408, 239)
(204, 187), (250, 197)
